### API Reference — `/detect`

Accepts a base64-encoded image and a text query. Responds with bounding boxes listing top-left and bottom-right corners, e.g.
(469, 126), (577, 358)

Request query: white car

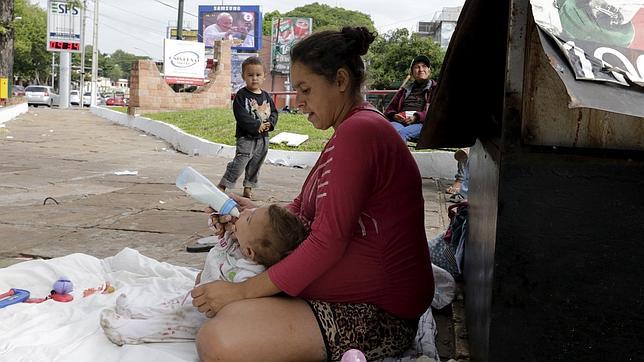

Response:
(25, 85), (59, 107)
(83, 92), (104, 106)
(70, 90), (81, 105)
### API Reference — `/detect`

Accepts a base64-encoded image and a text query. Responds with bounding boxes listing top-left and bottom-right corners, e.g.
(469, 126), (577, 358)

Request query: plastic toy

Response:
(50, 277), (74, 302)
(0, 277), (75, 308)
(0, 289), (31, 309)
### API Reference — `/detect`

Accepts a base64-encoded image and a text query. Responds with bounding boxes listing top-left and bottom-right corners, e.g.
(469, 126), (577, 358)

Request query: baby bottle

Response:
(175, 166), (240, 218)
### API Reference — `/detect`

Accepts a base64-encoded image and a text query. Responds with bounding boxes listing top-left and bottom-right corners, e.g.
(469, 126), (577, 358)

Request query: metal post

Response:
(90, 0), (99, 107)
(176, 0), (184, 40)
(79, 0), (86, 107)
(59, 52), (71, 108)
(51, 53), (56, 88)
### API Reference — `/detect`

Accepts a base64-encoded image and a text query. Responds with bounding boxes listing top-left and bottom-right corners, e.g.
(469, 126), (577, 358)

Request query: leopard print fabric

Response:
(307, 300), (418, 361)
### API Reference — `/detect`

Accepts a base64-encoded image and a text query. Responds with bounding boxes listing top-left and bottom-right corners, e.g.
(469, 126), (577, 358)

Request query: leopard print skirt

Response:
(306, 300), (418, 361)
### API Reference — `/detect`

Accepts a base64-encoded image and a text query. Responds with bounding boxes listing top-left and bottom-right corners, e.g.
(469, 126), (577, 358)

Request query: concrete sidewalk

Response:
(0, 108), (453, 269)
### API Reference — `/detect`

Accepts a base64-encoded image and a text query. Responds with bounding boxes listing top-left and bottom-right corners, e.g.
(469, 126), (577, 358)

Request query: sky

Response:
(34, 0), (464, 60)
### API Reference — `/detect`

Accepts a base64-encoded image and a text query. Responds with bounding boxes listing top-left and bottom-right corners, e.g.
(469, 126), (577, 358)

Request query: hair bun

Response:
(341, 26), (376, 56)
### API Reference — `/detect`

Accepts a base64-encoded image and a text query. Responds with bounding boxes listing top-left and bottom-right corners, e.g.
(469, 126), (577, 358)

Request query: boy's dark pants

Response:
(219, 136), (268, 189)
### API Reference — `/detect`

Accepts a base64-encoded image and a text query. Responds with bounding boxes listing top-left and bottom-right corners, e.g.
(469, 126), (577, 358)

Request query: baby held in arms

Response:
(99, 204), (306, 345)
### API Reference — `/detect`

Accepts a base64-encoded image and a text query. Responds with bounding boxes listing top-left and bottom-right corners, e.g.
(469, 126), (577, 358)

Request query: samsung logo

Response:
(170, 51), (200, 68)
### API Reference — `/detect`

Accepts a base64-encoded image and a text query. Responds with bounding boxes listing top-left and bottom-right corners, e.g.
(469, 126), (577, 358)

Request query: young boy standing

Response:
(218, 56), (278, 199)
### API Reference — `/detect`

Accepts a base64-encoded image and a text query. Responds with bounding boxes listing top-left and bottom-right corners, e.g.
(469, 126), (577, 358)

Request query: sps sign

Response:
(47, 0), (84, 53)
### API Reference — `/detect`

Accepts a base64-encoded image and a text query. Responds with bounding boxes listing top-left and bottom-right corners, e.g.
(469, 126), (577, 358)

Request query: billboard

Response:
(163, 39), (206, 86)
(47, 0), (84, 52)
(166, 27), (199, 42)
(531, 0), (644, 86)
(270, 17), (313, 74)
(198, 5), (262, 51)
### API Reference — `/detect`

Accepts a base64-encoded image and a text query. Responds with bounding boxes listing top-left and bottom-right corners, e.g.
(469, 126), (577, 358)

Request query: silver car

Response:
(25, 85), (59, 107)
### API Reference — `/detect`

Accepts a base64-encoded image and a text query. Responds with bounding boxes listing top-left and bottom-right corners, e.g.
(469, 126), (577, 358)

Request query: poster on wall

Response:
(163, 39), (206, 86)
(231, 53), (259, 92)
(531, 0), (644, 86)
(270, 17), (313, 74)
(198, 5), (262, 51)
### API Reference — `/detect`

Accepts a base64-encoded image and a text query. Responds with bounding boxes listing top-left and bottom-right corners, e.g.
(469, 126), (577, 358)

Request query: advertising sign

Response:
(163, 39), (206, 86)
(47, 0), (84, 52)
(531, 0), (644, 86)
(198, 5), (262, 51)
(270, 17), (313, 74)
(166, 27), (199, 42)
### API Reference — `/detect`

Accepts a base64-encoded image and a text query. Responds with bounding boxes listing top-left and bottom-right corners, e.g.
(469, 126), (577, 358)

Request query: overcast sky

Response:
(34, 0), (464, 59)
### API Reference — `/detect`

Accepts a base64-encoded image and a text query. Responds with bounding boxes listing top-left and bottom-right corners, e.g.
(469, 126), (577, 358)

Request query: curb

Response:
(90, 106), (457, 179)
(0, 103), (29, 125)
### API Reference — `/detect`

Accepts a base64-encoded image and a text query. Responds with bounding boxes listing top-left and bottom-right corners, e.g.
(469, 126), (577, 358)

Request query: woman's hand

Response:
(191, 280), (245, 318)
(194, 271), (202, 286)
(206, 194), (258, 237)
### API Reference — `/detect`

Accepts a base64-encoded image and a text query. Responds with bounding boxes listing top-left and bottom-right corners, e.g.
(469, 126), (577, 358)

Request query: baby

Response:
(100, 204), (306, 345)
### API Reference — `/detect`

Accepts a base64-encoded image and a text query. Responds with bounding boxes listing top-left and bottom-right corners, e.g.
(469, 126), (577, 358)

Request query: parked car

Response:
(105, 97), (127, 107)
(70, 90), (81, 105)
(82, 92), (104, 106)
(25, 85), (59, 107)
(12, 85), (26, 97)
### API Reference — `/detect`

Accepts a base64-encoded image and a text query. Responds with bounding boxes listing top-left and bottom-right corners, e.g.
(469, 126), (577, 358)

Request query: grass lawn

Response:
(142, 108), (333, 152)
(107, 106), (435, 152)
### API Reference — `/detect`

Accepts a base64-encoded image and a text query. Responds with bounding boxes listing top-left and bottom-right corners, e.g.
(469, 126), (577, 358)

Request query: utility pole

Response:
(79, 0), (87, 107)
(91, 0), (99, 106)
(176, 0), (184, 40)
(51, 53), (56, 88)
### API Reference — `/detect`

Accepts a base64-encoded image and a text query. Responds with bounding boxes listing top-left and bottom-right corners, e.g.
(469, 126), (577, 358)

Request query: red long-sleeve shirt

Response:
(268, 103), (434, 320)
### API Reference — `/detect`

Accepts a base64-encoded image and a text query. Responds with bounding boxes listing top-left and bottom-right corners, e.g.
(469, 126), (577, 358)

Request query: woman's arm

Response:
(191, 271), (280, 317)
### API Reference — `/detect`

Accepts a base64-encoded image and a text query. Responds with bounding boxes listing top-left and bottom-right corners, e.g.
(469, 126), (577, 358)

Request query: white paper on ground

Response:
(269, 132), (309, 147)
(114, 170), (139, 176)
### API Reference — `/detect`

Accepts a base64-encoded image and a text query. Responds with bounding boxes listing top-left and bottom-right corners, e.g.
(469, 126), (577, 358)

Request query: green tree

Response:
(367, 28), (446, 89)
(0, 0), (15, 89)
(262, 2), (375, 36)
(109, 49), (148, 80)
(13, 0), (50, 85)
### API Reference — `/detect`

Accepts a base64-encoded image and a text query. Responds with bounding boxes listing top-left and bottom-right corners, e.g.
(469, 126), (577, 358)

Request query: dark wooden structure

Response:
(418, 0), (644, 360)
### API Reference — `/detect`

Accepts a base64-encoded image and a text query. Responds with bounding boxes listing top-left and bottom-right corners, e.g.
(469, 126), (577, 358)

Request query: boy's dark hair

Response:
(290, 26), (376, 93)
(241, 56), (264, 74)
(253, 204), (307, 267)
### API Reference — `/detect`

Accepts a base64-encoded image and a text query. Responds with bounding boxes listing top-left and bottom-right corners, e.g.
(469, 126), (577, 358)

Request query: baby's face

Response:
(233, 206), (270, 259)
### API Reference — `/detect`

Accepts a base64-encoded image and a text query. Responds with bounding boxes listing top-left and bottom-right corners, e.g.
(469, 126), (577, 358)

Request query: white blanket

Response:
(0, 248), (200, 362)
(0, 248), (444, 361)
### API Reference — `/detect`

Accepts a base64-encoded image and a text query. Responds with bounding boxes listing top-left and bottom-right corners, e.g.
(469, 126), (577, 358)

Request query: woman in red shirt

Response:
(191, 26), (434, 361)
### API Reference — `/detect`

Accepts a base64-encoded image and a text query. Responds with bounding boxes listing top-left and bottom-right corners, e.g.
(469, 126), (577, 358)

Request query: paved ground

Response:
(0, 107), (467, 360)
(0, 107), (452, 269)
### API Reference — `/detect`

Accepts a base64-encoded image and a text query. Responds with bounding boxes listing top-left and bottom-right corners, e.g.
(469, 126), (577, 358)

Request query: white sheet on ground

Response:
(0, 248), (444, 361)
(0, 248), (200, 362)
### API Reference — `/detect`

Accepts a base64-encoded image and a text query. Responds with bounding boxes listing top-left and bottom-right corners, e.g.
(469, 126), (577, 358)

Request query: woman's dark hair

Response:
(290, 26), (376, 93)
(253, 204), (307, 267)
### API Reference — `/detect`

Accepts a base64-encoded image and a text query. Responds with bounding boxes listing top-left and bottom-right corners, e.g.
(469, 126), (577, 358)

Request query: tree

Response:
(262, 2), (375, 36)
(0, 0), (15, 88)
(367, 29), (446, 89)
(13, 0), (50, 85)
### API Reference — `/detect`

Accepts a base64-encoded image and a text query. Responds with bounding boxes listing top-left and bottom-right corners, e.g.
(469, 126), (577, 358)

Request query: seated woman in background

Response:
(385, 54), (437, 143)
